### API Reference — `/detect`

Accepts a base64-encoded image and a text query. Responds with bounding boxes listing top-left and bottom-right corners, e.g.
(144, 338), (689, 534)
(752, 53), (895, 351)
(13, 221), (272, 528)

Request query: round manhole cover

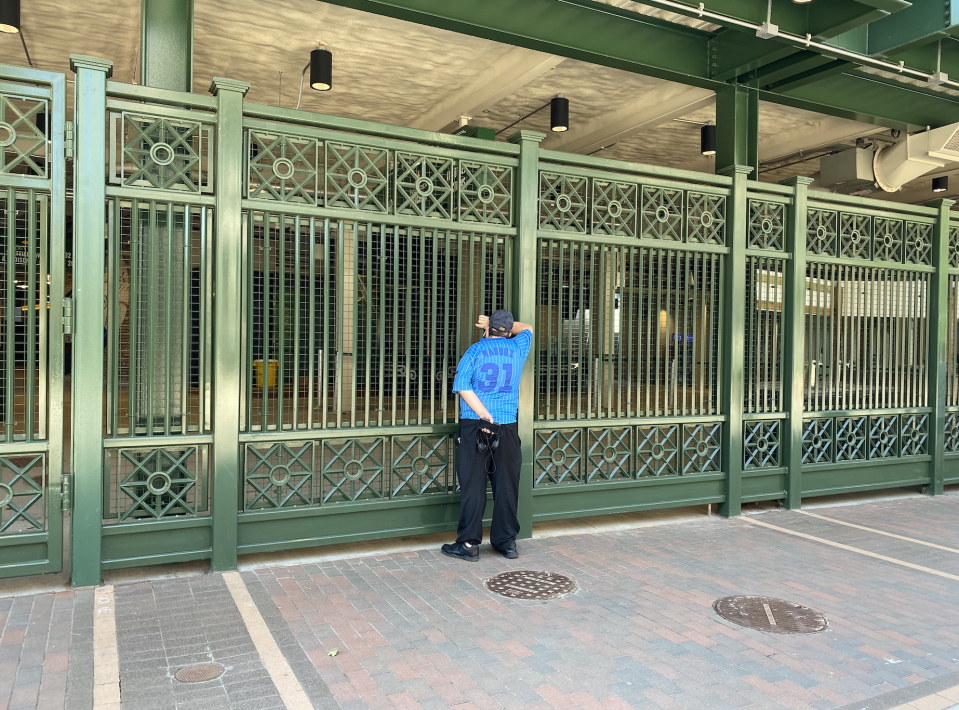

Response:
(174, 663), (225, 683)
(485, 570), (577, 600)
(713, 596), (827, 634)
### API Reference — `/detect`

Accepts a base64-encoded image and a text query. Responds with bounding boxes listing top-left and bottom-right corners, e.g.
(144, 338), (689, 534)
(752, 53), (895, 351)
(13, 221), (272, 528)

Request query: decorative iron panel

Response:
(806, 209), (837, 257)
(110, 111), (213, 193)
(839, 213), (871, 260)
(743, 420), (780, 469)
(904, 222), (932, 266)
(949, 225), (959, 268)
(104, 445), (208, 522)
(534, 429), (582, 486)
(873, 218), (903, 263)
(635, 424), (679, 477)
(325, 142), (390, 212)
(390, 435), (450, 497)
(868, 415), (899, 459)
(458, 161), (512, 225)
(0, 93), (48, 178)
(537, 240), (721, 420)
(242, 214), (509, 431)
(243, 442), (313, 510)
(640, 187), (683, 241)
(394, 152), (455, 220)
(681, 423), (721, 474)
(804, 263), (928, 411)
(247, 130), (319, 204)
(105, 199), (213, 437)
(320, 437), (385, 502)
(686, 193), (726, 245)
(801, 418), (832, 465)
(585, 427), (631, 481)
(0, 190), (49, 442)
(747, 201), (785, 250)
(900, 414), (927, 457)
(591, 179), (637, 238)
(744, 256), (784, 414)
(948, 275), (959, 407)
(539, 172), (588, 233)
(835, 416), (867, 461)
(946, 412), (959, 454)
(0, 454), (44, 533)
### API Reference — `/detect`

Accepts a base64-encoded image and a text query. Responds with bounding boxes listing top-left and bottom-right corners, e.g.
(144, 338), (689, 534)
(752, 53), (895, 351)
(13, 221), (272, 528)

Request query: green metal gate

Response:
(0, 55), (949, 586)
(0, 65), (67, 579)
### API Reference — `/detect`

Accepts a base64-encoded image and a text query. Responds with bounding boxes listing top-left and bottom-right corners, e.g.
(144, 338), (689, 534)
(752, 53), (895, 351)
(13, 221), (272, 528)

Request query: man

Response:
(442, 309), (533, 562)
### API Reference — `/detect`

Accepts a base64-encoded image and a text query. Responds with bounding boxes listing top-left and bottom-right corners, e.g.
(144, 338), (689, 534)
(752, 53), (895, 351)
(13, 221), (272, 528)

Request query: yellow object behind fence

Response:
(252, 359), (279, 389)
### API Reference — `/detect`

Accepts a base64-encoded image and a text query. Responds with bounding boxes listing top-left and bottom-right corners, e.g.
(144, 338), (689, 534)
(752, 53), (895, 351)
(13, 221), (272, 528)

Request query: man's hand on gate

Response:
(475, 314), (489, 331)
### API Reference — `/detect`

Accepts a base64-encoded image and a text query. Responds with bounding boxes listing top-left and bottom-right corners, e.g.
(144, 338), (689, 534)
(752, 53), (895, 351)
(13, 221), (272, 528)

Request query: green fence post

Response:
(718, 165), (751, 517)
(925, 198), (954, 496)
(508, 130), (545, 540)
(69, 55), (113, 588)
(781, 176), (813, 509)
(210, 77), (249, 571)
(715, 84), (759, 176)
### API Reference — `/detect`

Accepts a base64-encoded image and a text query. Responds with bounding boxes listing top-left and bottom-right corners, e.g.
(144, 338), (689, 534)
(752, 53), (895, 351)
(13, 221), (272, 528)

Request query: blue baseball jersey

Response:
(452, 330), (533, 424)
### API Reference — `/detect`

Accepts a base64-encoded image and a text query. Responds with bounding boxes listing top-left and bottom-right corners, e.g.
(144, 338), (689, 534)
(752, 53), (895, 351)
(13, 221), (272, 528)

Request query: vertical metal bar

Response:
(429, 228), (438, 425)
(380, 225), (386, 427)
(364, 223), (372, 427)
(146, 200), (157, 436)
(293, 215), (301, 429)
(404, 227), (412, 425)
(278, 212), (287, 430)
(655, 248), (663, 417)
(307, 217), (316, 429)
(105, 199), (116, 438)
(391, 225), (399, 426)
(4, 187), (13, 442)
(37, 194), (47, 441)
(322, 218), (330, 429)
(181, 205), (189, 434)
(163, 202), (173, 436)
(337, 219), (345, 429)
(201, 207), (210, 432)
(25, 190), (36, 440)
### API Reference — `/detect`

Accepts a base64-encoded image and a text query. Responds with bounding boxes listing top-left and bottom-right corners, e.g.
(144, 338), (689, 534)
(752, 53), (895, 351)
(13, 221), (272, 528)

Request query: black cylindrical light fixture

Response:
(933, 175), (949, 193)
(0, 0), (20, 34)
(310, 45), (332, 91)
(701, 123), (717, 156)
(550, 94), (569, 132)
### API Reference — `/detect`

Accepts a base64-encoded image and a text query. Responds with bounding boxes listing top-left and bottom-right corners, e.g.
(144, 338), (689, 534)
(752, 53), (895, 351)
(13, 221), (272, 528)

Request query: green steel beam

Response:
(508, 130), (544, 542)
(925, 198), (953, 497)
(69, 55), (113, 588)
(210, 77), (249, 572)
(718, 164), (751, 518)
(708, 30), (802, 82)
(316, 0), (959, 131)
(716, 84), (758, 175)
(141, 0), (194, 92)
(781, 176), (813, 509)
(868, 0), (959, 55)
(761, 60), (852, 92)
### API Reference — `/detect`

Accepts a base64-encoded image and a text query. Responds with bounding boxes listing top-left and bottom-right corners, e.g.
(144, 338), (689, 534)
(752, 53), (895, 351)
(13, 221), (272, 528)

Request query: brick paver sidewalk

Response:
(2, 491), (959, 709)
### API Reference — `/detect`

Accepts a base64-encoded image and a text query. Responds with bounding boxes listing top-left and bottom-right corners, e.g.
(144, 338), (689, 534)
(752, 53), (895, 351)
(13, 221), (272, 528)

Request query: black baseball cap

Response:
(489, 309), (514, 336)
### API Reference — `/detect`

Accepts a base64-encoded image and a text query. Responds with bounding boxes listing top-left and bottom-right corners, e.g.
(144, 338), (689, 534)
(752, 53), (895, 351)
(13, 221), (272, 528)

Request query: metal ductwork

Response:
(873, 123), (959, 192)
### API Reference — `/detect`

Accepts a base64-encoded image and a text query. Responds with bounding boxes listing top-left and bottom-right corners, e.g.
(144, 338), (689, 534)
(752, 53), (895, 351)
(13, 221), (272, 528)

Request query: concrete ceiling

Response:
(0, 0), (948, 202)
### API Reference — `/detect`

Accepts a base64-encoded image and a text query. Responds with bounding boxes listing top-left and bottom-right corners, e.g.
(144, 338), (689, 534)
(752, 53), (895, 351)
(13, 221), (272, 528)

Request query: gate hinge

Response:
(64, 121), (74, 160)
(62, 298), (72, 335)
(61, 473), (73, 511)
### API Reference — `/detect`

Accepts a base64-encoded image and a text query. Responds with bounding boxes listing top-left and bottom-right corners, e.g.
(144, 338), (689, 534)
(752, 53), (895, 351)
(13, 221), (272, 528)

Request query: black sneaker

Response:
(441, 542), (479, 562)
(493, 541), (519, 559)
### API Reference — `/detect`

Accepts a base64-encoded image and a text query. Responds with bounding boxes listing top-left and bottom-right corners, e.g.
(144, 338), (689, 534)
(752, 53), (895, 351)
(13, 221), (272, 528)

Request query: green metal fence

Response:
(0, 58), (956, 584)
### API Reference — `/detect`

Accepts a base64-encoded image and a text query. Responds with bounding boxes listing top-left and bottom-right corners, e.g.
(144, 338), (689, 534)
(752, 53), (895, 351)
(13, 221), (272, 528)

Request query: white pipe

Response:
(873, 122), (959, 191)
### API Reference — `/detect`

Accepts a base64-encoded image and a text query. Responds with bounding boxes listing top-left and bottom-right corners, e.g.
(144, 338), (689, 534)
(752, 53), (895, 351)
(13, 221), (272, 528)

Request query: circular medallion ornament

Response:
(914, 239), (925, 252)
(0, 122), (16, 148)
(343, 460), (363, 481)
(477, 185), (496, 204)
(953, 243), (959, 258)
(650, 443), (665, 460)
(695, 441), (709, 456)
(269, 465), (291, 487)
(602, 446), (617, 463)
(700, 211), (714, 227)
(846, 432), (857, 446)
(713, 596), (827, 634)
(415, 177), (434, 197)
(883, 234), (894, 247)
(761, 218), (774, 234)
(272, 158), (295, 180)
(485, 570), (577, 600)
(812, 435), (823, 449)
(146, 471), (172, 496)
(951, 425), (959, 440)
(878, 431), (890, 445)
(655, 206), (671, 224)
(816, 226), (827, 240)
(850, 230), (862, 244)
(411, 456), (430, 475)
(347, 168), (368, 189)
(606, 200), (623, 218)
(555, 194), (573, 213)
(0, 482), (12, 508)
(756, 437), (768, 452)
(550, 449), (566, 466)
(150, 142), (175, 167)
(910, 429), (921, 442)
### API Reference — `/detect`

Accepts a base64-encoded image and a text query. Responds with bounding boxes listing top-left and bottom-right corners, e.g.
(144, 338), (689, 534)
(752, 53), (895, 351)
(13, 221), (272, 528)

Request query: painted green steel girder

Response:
(868, 0), (959, 55)
(141, 0), (194, 92)
(317, 0), (959, 130)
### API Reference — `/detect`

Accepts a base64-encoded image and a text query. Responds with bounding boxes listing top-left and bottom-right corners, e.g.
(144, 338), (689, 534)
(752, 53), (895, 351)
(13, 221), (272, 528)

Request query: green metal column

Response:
(925, 198), (954, 497)
(715, 84), (759, 176)
(508, 130), (545, 540)
(141, 0), (194, 92)
(718, 165), (751, 518)
(210, 77), (249, 571)
(781, 176), (814, 509)
(69, 55), (113, 588)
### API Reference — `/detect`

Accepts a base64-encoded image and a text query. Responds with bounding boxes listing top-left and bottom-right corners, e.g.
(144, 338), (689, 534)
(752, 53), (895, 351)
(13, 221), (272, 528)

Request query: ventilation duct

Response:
(873, 123), (959, 192)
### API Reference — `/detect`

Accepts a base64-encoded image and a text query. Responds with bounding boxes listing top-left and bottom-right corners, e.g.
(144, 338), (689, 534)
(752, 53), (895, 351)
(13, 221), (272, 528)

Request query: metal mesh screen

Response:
(744, 256), (785, 414)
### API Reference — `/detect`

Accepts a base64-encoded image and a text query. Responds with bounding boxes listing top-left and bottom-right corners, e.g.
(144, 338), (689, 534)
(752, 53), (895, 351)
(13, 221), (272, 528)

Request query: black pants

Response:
(455, 419), (522, 548)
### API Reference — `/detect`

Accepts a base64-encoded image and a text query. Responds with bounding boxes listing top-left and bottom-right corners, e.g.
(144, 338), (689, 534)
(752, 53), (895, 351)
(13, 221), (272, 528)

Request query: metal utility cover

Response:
(174, 663), (225, 683)
(485, 570), (577, 600)
(713, 596), (828, 634)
